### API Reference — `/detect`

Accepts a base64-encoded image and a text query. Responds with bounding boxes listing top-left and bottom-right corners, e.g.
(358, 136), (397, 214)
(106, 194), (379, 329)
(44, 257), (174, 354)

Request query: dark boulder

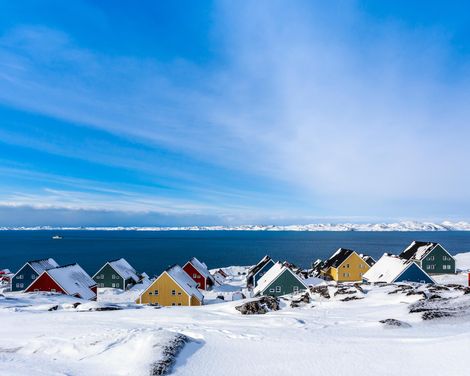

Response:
(235, 296), (280, 315)
(379, 319), (411, 328)
(309, 285), (330, 299)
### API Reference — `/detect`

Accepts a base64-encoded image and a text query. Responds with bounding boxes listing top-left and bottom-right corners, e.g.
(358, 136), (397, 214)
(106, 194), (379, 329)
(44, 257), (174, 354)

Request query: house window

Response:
(428, 256), (434, 261)
(31, 274), (36, 279)
(171, 290), (176, 296)
(427, 265), (435, 270)
(359, 272), (363, 277)
(172, 303), (176, 306)
(154, 290), (159, 295)
(177, 292), (182, 296)
(293, 286), (299, 293)
(100, 283), (105, 288)
(18, 274), (24, 279)
(275, 286), (281, 293)
(193, 274), (197, 278)
(112, 283), (116, 288)
(343, 273), (350, 277)
(16, 283), (20, 288)
(269, 288), (275, 292)
(149, 292), (153, 295)
(51, 289), (56, 292)
(101, 274), (104, 279)
(34, 289), (39, 292)
(177, 303), (182, 306)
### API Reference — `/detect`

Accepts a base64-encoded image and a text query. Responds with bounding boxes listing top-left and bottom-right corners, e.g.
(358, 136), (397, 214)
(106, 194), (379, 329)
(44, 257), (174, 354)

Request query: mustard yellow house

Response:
(136, 265), (203, 306)
(321, 248), (375, 282)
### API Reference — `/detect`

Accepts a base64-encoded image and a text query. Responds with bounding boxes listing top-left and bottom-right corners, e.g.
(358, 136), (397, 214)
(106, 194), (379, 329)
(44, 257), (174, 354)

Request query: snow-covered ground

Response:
(1, 263), (469, 375)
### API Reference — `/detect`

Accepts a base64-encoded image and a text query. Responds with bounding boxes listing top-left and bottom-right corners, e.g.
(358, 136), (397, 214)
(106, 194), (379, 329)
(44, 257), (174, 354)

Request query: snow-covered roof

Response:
(187, 257), (213, 281)
(247, 255), (272, 276)
(399, 241), (438, 261)
(253, 262), (306, 295)
(46, 264), (96, 300)
(322, 248), (356, 269)
(360, 255), (376, 267)
(362, 254), (418, 283)
(108, 258), (140, 283)
(28, 258), (59, 274)
(166, 265), (204, 301)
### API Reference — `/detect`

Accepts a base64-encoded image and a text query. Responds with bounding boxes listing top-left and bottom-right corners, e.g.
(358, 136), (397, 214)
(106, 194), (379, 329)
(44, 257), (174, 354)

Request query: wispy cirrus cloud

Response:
(0, 1), (469, 225)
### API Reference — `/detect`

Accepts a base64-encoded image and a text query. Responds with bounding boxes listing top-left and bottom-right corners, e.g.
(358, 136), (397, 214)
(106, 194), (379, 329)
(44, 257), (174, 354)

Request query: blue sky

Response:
(1, 1), (470, 226)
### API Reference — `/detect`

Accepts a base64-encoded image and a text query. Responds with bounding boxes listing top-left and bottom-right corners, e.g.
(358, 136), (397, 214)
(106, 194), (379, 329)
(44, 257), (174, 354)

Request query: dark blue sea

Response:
(1, 231), (470, 276)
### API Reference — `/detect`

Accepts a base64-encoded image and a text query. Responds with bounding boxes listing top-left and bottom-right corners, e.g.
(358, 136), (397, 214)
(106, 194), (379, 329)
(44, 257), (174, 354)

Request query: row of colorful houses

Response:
(6, 240), (458, 305)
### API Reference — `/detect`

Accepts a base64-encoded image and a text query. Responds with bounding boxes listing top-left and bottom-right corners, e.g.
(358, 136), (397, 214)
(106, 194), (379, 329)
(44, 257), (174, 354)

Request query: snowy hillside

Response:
(1, 257), (470, 375)
(2, 220), (470, 231)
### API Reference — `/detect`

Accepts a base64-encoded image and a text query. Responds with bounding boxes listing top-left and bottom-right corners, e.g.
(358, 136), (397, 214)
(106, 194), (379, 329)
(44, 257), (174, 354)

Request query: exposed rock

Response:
(309, 285), (330, 299)
(72, 302), (81, 309)
(334, 287), (356, 296)
(353, 283), (364, 293)
(409, 294), (470, 320)
(150, 334), (189, 375)
(379, 319), (411, 328)
(216, 295), (225, 300)
(48, 305), (59, 311)
(341, 296), (364, 302)
(235, 296), (280, 315)
(290, 293), (310, 307)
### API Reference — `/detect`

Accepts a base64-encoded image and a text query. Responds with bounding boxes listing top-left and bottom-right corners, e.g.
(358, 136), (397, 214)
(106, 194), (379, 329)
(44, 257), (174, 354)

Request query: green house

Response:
(399, 241), (456, 275)
(253, 262), (307, 297)
(93, 258), (141, 290)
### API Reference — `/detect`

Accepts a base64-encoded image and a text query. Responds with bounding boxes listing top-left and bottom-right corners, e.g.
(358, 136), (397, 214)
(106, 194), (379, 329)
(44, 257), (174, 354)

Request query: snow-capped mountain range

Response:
(1, 221), (470, 231)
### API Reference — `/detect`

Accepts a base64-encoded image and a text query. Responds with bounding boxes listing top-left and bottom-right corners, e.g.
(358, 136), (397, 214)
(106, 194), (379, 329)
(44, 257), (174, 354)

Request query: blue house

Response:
(362, 254), (434, 284)
(11, 258), (59, 292)
(246, 255), (276, 288)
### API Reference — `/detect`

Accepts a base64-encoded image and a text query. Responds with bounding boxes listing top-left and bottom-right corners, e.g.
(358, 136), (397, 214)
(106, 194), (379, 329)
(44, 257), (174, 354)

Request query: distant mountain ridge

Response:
(1, 221), (470, 231)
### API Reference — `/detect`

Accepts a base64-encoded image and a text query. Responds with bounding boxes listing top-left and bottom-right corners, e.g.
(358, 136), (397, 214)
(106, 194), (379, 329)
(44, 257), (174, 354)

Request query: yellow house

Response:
(321, 248), (375, 282)
(136, 265), (203, 306)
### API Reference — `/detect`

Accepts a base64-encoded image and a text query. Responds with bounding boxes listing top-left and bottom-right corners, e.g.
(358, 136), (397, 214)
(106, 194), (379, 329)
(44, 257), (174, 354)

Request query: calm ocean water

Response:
(1, 231), (470, 276)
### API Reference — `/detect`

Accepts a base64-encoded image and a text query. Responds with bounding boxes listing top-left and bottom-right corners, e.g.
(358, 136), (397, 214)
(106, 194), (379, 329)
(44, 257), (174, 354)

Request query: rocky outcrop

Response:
(150, 334), (189, 375)
(379, 319), (411, 328)
(235, 296), (280, 315)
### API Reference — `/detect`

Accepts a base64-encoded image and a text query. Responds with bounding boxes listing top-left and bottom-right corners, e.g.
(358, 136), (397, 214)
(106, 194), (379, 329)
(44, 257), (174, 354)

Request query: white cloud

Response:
(0, 2), (469, 221)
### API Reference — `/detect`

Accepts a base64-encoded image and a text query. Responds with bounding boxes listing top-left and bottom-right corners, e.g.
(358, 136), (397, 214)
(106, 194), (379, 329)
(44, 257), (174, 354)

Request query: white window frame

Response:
(275, 286), (281, 293)
(171, 290), (176, 296)
(293, 286), (299, 293)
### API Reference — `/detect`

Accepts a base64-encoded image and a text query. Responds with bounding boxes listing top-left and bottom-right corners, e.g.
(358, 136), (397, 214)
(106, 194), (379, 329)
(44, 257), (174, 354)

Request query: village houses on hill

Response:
(11, 258), (59, 292)
(320, 248), (375, 282)
(136, 264), (203, 306)
(93, 258), (141, 290)
(399, 241), (456, 274)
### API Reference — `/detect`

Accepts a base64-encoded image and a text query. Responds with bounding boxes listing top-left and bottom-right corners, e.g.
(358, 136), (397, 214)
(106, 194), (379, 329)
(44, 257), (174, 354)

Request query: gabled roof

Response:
(27, 258), (59, 274)
(186, 257), (213, 282)
(45, 264), (96, 300)
(399, 241), (439, 261)
(253, 262), (306, 295)
(108, 258), (140, 283)
(247, 255), (272, 277)
(362, 254), (434, 284)
(361, 255), (376, 267)
(322, 248), (356, 269)
(165, 265), (204, 301)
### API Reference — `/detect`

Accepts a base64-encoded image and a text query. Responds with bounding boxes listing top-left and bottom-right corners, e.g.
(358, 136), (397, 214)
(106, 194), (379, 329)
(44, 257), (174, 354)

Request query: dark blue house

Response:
(246, 255), (276, 288)
(11, 258), (59, 292)
(362, 254), (434, 284)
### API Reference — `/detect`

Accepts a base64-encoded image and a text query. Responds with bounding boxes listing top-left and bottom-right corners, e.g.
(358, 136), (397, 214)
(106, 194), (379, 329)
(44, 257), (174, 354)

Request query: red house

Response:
(25, 263), (97, 300)
(183, 257), (215, 290)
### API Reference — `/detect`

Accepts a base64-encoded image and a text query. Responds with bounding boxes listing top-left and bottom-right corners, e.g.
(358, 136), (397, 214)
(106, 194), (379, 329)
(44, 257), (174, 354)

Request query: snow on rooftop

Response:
(29, 258), (59, 274)
(47, 264), (96, 300)
(362, 254), (412, 283)
(253, 262), (306, 295)
(167, 265), (204, 301)
(109, 258), (139, 283)
(188, 257), (212, 280)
